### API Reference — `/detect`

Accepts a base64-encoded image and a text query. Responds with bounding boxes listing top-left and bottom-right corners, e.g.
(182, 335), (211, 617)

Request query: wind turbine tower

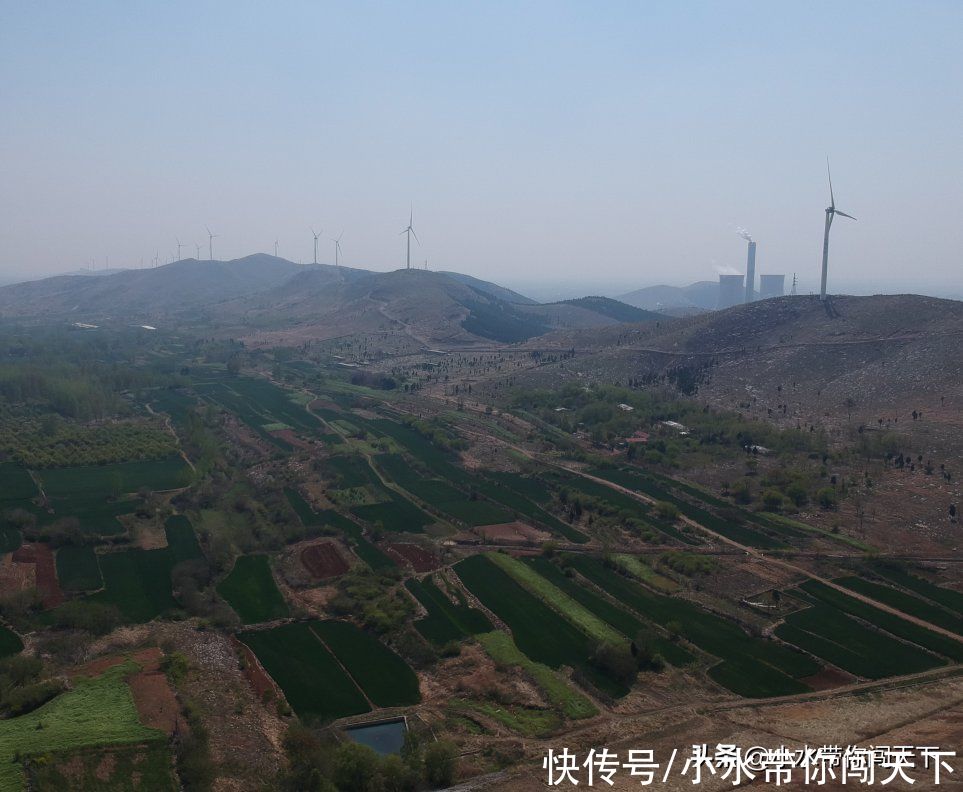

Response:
(332, 231), (343, 267)
(176, 238), (184, 261)
(274, 239), (279, 258)
(820, 160), (856, 300)
(311, 227), (322, 265)
(206, 226), (218, 261)
(400, 210), (419, 270)
(195, 243), (201, 259)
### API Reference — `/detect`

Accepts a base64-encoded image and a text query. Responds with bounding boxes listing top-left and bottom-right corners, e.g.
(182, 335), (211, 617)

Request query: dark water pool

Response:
(345, 718), (407, 755)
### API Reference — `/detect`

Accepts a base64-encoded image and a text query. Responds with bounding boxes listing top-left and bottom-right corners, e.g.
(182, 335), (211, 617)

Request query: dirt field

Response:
(12, 543), (64, 608)
(270, 428), (314, 450)
(472, 521), (551, 545)
(300, 541), (349, 579)
(384, 542), (440, 572)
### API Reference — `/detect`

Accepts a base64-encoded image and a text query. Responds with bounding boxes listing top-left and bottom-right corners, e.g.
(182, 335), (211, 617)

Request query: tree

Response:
(590, 641), (637, 686)
(423, 740), (458, 788)
(817, 488), (838, 511)
(654, 501), (679, 521)
(334, 743), (381, 792)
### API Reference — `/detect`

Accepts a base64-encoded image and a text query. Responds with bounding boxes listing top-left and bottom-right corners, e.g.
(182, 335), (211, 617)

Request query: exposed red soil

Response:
(471, 521), (550, 545)
(300, 541), (349, 579)
(12, 543), (64, 608)
(384, 542), (440, 572)
(71, 647), (162, 678)
(270, 428), (314, 450)
(129, 668), (185, 735)
(0, 551), (36, 597)
(232, 636), (282, 704)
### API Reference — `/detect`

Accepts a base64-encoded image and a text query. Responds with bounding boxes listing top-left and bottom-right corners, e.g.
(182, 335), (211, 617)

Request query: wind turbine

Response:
(311, 227), (322, 265)
(206, 226), (218, 261)
(176, 237), (184, 261)
(400, 209), (419, 270)
(195, 243), (201, 259)
(332, 231), (344, 267)
(274, 239), (279, 258)
(820, 159), (856, 301)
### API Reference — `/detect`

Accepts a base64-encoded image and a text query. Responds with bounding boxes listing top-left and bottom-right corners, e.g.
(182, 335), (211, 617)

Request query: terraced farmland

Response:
(406, 577), (492, 644)
(55, 545), (103, 591)
(836, 575), (963, 635)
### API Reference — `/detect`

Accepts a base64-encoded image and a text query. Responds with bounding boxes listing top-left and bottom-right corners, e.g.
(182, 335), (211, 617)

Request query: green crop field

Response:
(0, 660), (163, 791)
(319, 509), (395, 571)
(0, 464), (37, 505)
(87, 516), (202, 622)
(455, 554), (626, 697)
(874, 567), (963, 614)
(310, 620), (420, 707)
(406, 577), (492, 644)
(351, 493), (433, 533)
(775, 598), (943, 679)
(796, 580), (963, 662)
(837, 576), (962, 635)
(285, 487), (322, 528)
(56, 545), (103, 591)
(38, 455), (191, 498)
(525, 557), (693, 667)
(240, 623), (370, 723)
(568, 555), (816, 697)
(217, 554), (289, 624)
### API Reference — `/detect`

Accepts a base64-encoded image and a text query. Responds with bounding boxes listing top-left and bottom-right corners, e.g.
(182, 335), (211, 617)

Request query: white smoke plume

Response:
(735, 226), (753, 242)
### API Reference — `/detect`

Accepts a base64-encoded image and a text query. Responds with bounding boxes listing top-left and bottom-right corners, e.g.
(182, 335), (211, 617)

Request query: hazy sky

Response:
(2, 1), (961, 296)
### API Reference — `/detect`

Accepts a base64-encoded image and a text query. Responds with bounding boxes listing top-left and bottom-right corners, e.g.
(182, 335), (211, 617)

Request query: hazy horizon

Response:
(2, 2), (961, 292)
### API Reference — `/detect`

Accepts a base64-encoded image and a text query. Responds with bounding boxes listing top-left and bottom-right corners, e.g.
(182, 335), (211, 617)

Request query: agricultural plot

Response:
(796, 580), (963, 662)
(0, 463), (37, 507)
(873, 567), (963, 614)
(836, 575), (963, 635)
(241, 622), (370, 723)
(319, 509), (395, 571)
(406, 577), (492, 644)
(55, 545), (103, 591)
(29, 741), (176, 791)
(587, 466), (784, 548)
(524, 557), (693, 667)
(285, 487), (322, 529)
(39, 455), (191, 497)
(568, 555), (818, 697)
(775, 599), (942, 679)
(149, 387), (197, 426)
(311, 620), (420, 707)
(455, 554), (626, 697)
(217, 554), (289, 624)
(0, 660), (163, 791)
(88, 516), (202, 622)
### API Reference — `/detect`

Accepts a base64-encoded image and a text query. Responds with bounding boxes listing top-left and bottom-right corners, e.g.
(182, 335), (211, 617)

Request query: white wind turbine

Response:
(206, 226), (219, 260)
(400, 209), (419, 270)
(311, 227), (322, 265)
(332, 231), (344, 267)
(820, 159), (856, 301)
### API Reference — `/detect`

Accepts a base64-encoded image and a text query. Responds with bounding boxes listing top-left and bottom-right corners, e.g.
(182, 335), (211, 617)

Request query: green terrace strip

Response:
(836, 576), (963, 635)
(405, 577), (492, 644)
(451, 700), (561, 738)
(320, 509), (395, 571)
(775, 597), (944, 679)
(351, 495), (433, 533)
(475, 632), (597, 720)
(454, 554), (628, 698)
(0, 660), (163, 792)
(86, 515), (202, 623)
(240, 622), (371, 723)
(56, 545), (103, 592)
(587, 466), (783, 548)
(38, 455), (192, 497)
(309, 620), (420, 708)
(284, 487), (323, 529)
(873, 567), (963, 614)
(369, 418), (589, 542)
(377, 454), (513, 527)
(524, 557), (693, 667)
(217, 554), (290, 625)
(796, 580), (963, 662)
(487, 553), (623, 645)
(567, 554), (818, 697)
(612, 554), (680, 593)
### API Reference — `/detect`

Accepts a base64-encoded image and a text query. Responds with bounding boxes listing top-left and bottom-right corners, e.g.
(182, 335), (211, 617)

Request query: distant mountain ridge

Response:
(0, 254), (659, 346)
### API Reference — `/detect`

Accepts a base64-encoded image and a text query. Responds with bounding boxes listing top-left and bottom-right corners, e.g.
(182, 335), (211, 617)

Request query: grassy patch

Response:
(28, 742), (176, 791)
(217, 555), (289, 625)
(406, 577), (492, 644)
(612, 554), (679, 593)
(453, 699), (560, 737)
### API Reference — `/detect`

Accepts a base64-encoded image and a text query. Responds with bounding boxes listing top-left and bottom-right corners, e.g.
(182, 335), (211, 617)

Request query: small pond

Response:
(345, 718), (407, 756)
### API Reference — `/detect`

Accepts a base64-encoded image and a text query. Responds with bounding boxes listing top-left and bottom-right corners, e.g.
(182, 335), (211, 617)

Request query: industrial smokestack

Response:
(745, 240), (756, 304)
(759, 274), (785, 300)
(717, 274), (744, 309)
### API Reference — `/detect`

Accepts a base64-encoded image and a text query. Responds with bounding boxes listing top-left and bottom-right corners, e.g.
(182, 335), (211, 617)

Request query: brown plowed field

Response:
(385, 542), (439, 572)
(300, 541), (349, 579)
(12, 543), (64, 608)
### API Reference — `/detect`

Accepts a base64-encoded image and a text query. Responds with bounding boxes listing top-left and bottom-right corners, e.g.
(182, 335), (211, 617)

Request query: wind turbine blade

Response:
(400, 228), (408, 235)
(834, 209), (856, 220)
(826, 157), (835, 208)
(411, 228), (420, 245)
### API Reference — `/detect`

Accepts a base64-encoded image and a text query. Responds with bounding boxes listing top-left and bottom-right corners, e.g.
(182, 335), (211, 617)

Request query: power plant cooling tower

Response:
(745, 241), (756, 304)
(759, 274), (785, 300)
(717, 274), (745, 309)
